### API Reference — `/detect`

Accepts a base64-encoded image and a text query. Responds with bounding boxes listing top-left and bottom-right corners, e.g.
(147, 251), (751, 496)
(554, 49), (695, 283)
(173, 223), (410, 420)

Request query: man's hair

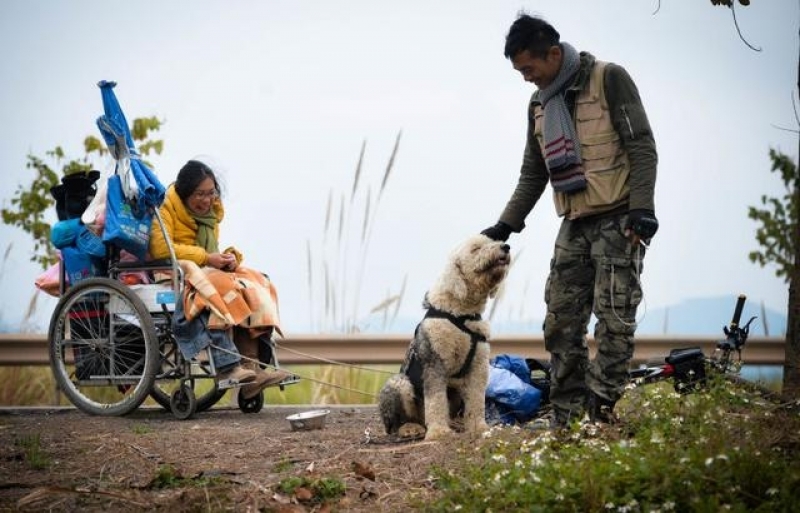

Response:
(504, 13), (560, 60)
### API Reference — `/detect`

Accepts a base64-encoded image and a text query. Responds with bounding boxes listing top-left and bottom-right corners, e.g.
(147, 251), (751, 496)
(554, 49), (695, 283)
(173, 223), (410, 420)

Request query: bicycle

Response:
(517, 294), (758, 423)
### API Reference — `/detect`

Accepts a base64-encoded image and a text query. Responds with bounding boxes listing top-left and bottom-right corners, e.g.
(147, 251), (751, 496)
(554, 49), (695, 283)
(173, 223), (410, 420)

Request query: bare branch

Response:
(770, 124), (800, 135)
(652, 0), (661, 15)
(730, 2), (761, 52)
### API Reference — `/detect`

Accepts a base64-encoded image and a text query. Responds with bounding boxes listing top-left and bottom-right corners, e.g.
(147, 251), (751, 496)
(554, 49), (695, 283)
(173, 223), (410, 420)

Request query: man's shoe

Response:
(240, 368), (293, 400)
(588, 392), (617, 424)
(218, 365), (257, 388)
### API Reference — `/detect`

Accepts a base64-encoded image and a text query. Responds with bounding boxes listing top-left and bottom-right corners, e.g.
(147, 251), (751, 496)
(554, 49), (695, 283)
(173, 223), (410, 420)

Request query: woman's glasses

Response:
(191, 189), (218, 200)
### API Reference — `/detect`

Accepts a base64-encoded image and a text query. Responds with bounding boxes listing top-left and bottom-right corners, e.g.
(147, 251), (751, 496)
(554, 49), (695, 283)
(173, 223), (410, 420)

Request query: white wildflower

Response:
(705, 457), (714, 467)
(766, 487), (779, 497)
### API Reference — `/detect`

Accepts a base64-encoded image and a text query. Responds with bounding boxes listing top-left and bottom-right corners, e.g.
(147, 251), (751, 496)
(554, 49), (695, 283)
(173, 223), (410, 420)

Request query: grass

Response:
(277, 475), (346, 504)
(0, 364), (396, 407)
(425, 376), (800, 512)
(307, 132), (407, 334)
(15, 433), (51, 470)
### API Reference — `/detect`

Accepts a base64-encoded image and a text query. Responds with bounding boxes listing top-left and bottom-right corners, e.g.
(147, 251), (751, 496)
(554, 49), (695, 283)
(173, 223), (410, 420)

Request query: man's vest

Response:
(533, 61), (630, 220)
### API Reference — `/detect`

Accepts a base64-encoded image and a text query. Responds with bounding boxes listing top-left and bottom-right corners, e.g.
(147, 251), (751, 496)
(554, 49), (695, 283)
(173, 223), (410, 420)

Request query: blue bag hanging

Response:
(102, 174), (151, 259)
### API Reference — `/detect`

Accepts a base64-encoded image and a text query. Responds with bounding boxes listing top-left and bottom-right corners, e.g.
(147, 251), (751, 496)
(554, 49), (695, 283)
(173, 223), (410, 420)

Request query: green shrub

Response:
(427, 379), (800, 512)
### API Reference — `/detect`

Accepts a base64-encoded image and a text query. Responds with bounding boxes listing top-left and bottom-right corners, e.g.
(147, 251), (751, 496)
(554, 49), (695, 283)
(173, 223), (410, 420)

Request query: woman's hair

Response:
(504, 13), (560, 60)
(174, 160), (220, 201)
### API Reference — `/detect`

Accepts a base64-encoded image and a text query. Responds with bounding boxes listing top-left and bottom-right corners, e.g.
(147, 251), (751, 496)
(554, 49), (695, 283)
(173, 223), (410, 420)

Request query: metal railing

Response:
(0, 333), (785, 367)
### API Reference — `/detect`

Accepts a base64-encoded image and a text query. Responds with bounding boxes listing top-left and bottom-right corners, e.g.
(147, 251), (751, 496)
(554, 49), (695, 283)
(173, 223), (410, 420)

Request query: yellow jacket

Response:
(149, 184), (226, 266)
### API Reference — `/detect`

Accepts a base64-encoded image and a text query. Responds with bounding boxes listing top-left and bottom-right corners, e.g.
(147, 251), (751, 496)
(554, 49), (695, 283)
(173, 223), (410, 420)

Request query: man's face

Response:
(511, 46), (562, 89)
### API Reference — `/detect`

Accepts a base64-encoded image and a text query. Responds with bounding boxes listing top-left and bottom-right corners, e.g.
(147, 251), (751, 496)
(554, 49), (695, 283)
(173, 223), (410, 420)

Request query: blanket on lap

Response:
(179, 260), (283, 337)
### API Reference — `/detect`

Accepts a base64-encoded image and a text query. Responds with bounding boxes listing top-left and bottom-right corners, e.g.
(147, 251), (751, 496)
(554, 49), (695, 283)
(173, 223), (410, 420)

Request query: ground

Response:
(0, 405), (470, 512)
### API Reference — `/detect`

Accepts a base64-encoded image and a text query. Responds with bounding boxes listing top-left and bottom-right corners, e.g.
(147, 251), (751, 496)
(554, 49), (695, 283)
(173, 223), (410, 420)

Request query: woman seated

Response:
(150, 159), (291, 398)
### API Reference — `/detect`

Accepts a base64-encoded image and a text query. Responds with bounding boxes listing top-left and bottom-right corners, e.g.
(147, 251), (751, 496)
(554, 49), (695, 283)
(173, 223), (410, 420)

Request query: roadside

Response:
(0, 405), (464, 512)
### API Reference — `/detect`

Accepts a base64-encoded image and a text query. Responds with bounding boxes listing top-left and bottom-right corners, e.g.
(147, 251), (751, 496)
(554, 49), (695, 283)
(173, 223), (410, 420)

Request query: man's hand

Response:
(625, 209), (658, 246)
(481, 221), (513, 242)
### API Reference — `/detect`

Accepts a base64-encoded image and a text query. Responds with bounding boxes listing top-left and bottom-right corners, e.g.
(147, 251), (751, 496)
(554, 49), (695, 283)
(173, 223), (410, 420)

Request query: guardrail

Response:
(0, 333), (785, 367)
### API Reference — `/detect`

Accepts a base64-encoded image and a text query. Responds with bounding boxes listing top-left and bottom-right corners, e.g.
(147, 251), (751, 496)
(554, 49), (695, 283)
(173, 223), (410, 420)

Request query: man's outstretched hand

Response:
(481, 221), (513, 242)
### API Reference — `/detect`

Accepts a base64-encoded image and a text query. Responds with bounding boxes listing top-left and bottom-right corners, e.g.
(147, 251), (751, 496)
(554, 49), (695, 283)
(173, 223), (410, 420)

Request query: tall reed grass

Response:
(306, 132), (406, 334)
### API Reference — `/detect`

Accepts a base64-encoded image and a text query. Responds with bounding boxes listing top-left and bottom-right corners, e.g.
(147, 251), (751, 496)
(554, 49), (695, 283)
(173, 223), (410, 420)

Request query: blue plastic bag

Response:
(491, 354), (533, 385)
(62, 246), (103, 285)
(51, 219), (82, 249)
(102, 174), (151, 259)
(485, 367), (542, 425)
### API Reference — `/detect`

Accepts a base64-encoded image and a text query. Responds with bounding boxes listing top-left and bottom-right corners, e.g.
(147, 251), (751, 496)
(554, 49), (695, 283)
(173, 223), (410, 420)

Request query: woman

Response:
(150, 159), (290, 398)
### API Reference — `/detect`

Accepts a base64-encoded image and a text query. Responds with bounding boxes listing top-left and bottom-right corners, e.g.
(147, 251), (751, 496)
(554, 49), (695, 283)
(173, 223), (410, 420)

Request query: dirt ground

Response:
(0, 405), (471, 512)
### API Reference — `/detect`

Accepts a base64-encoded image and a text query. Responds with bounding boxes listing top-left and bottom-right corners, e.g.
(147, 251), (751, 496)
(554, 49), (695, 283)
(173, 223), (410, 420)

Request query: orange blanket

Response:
(179, 260), (282, 337)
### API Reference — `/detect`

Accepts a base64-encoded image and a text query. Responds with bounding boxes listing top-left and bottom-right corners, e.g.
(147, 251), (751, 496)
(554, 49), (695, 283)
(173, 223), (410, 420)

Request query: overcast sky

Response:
(0, 1), (797, 334)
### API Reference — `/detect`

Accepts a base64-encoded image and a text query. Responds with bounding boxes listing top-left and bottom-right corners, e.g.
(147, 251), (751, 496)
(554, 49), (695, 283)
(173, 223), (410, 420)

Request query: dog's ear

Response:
(488, 281), (503, 299)
(435, 260), (468, 301)
(450, 261), (469, 301)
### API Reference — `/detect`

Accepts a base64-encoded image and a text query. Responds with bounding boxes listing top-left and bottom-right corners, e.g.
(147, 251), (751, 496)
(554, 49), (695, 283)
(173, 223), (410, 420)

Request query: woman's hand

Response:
(206, 252), (238, 271)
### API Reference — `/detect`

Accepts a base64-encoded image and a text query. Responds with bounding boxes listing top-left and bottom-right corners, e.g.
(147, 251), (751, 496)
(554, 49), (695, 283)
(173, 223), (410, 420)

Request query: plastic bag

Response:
(485, 367), (542, 425)
(34, 253), (63, 297)
(50, 218), (82, 249)
(62, 246), (103, 285)
(491, 354), (533, 385)
(102, 173), (151, 259)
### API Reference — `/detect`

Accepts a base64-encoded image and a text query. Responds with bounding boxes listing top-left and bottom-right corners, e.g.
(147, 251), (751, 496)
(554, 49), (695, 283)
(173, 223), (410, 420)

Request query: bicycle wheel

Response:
(149, 338), (226, 413)
(48, 277), (159, 416)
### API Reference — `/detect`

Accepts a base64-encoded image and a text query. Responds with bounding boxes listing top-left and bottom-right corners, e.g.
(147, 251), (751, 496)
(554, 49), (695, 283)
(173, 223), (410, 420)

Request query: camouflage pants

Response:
(543, 212), (645, 420)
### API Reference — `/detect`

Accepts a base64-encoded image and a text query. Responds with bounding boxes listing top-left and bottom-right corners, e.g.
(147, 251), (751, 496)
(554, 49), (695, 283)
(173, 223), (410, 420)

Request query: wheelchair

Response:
(48, 208), (297, 420)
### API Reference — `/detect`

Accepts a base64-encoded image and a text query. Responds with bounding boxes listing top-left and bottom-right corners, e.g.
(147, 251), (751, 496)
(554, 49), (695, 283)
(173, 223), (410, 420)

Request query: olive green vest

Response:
(533, 61), (630, 220)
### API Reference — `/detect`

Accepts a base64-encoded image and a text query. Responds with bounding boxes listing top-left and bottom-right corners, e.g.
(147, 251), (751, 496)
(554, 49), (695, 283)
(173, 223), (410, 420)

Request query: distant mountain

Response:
(636, 296), (786, 337)
(366, 295), (787, 337)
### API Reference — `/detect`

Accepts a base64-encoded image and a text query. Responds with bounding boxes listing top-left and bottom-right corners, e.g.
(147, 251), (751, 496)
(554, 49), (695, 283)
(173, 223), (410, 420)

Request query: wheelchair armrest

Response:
(112, 258), (175, 272)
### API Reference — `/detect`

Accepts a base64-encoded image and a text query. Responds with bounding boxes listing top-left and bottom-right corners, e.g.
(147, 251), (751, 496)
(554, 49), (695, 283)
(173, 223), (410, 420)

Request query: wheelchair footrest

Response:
(217, 378), (246, 390)
(279, 375), (301, 387)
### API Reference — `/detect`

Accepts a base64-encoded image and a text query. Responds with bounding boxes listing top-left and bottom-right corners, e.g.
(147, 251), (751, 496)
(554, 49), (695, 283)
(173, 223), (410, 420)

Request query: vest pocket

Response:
(584, 164), (629, 207)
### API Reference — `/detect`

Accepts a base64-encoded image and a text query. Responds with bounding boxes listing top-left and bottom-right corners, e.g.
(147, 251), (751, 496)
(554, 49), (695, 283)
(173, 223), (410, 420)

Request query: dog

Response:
(378, 234), (511, 440)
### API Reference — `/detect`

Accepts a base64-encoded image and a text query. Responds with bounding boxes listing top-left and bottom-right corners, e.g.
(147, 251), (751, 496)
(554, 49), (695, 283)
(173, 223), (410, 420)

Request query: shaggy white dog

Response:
(378, 234), (511, 440)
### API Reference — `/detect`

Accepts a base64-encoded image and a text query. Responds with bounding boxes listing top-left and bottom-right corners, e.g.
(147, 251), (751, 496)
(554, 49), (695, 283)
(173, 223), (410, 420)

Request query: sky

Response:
(0, 0), (797, 335)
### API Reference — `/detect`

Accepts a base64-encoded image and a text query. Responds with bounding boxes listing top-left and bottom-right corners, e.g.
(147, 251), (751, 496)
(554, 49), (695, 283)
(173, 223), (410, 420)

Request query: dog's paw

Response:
(467, 421), (490, 436)
(424, 424), (454, 441)
(398, 423), (426, 440)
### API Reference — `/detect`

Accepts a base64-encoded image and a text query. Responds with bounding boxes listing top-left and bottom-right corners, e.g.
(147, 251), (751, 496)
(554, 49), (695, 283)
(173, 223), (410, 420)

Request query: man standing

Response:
(482, 14), (658, 426)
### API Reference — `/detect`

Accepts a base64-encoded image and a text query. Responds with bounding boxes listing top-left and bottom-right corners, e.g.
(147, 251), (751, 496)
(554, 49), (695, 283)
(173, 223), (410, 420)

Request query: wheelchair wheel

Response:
(170, 382), (197, 420)
(149, 339), (226, 413)
(48, 277), (159, 416)
(238, 390), (264, 414)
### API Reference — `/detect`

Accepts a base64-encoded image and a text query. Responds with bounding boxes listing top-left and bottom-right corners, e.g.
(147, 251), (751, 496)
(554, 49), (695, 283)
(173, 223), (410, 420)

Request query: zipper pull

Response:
(622, 105), (635, 139)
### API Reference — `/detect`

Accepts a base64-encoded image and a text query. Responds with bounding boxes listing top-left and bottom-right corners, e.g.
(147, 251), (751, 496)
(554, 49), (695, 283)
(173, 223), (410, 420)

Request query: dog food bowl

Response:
(286, 409), (331, 431)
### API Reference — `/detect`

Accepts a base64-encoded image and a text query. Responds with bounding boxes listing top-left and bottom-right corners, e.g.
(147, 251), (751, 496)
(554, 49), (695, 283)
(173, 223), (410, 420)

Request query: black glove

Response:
(626, 209), (659, 239)
(481, 221), (513, 242)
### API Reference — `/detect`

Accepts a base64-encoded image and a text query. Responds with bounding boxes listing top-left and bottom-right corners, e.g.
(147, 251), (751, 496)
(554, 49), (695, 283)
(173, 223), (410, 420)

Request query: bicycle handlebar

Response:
(730, 294), (746, 329)
(720, 294), (757, 353)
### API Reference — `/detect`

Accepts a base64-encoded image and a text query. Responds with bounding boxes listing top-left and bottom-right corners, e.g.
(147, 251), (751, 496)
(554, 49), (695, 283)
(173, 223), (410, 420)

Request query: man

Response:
(482, 14), (658, 426)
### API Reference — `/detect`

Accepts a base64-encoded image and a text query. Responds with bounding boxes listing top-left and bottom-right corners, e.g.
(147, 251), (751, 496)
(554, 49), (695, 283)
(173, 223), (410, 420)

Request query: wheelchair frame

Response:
(48, 209), (294, 419)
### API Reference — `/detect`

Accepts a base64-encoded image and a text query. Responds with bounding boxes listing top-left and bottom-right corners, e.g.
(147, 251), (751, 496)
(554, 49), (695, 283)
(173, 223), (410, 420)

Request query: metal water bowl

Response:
(286, 409), (331, 431)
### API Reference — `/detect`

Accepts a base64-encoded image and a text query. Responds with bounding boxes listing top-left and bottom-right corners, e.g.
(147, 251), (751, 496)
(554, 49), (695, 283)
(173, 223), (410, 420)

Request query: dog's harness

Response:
(403, 307), (487, 400)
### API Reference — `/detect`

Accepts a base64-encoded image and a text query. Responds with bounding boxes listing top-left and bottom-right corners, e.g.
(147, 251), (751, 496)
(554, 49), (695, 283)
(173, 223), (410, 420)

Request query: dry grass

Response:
(307, 132), (406, 334)
(0, 364), (393, 408)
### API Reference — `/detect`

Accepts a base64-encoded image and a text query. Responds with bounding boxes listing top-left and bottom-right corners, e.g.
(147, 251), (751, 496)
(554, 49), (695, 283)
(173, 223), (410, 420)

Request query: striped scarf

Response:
(539, 42), (586, 193)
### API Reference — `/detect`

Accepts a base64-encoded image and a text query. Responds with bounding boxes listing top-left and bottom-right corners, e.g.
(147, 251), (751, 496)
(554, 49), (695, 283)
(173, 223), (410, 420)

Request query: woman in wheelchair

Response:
(149, 159), (291, 398)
